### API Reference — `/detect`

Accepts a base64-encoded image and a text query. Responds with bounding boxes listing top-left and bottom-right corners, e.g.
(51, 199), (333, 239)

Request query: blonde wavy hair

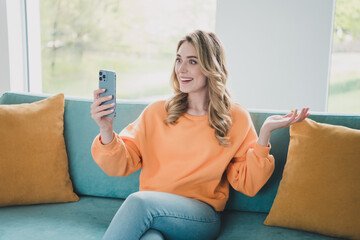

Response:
(164, 30), (233, 147)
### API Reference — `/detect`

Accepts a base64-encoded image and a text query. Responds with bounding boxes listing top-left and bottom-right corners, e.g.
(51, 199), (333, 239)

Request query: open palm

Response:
(263, 108), (310, 132)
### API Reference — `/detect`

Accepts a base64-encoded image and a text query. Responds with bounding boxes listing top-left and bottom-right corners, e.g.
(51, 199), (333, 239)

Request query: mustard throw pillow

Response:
(264, 118), (360, 239)
(0, 93), (79, 207)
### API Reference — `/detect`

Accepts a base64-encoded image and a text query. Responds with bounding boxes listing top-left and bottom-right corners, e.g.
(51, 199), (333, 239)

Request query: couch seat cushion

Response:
(0, 196), (342, 240)
(219, 211), (342, 240)
(0, 196), (123, 240)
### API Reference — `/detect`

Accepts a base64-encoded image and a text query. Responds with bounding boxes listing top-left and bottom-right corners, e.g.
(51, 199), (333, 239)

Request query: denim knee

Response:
(125, 192), (152, 212)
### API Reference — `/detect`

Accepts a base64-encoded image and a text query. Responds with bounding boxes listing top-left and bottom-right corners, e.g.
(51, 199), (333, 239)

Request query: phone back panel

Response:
(99, 69), (116, 118)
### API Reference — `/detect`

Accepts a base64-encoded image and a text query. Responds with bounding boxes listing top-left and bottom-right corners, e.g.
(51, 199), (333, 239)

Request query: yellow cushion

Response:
(264, 118), (360, 239)
(0, 93), (79, 207)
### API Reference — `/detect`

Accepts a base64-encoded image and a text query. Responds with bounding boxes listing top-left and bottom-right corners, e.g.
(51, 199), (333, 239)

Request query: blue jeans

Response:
(102, 191), (221, 240)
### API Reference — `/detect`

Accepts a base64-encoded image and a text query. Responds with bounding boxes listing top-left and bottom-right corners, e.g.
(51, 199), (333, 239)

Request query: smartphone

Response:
(99, 69), (116, 118)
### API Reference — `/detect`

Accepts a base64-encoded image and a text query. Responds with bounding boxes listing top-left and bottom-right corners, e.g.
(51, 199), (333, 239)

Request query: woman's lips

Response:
(180, 78), (193, 84)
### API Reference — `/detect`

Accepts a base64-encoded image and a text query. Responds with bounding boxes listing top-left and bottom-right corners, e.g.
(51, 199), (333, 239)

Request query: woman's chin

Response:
(179, 86), (191, 93)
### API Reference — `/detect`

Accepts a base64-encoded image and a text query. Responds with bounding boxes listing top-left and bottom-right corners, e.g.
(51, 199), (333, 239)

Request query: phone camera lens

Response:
(103, 75), (106, 79)
(100, 72), (102, 76)
(99, 77), (102, 81)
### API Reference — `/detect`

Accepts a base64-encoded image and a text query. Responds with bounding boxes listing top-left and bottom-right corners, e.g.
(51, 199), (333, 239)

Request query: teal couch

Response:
(1, 92), (357, 240)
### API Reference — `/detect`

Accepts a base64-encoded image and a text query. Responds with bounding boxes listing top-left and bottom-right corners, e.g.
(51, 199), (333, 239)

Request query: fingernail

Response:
(108, 95), (112, 99)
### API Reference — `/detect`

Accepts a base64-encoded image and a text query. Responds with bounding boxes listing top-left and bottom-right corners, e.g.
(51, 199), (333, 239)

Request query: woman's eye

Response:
(190, 60), (197, 64)
(176, 58), (181, 63)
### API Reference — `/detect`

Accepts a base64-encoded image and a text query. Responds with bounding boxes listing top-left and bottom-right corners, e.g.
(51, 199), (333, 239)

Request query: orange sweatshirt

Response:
(91, 100), (275, 211)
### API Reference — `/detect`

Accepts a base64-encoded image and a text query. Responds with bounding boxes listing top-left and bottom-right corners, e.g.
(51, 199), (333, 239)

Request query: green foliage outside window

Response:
(40, 0), (216, 99)
(39, 0), (359, 113)
(328, 0), (360, 113)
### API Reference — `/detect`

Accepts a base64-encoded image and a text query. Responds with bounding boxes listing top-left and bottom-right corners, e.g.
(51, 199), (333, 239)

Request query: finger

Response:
(301, 110), (310, 120)
(295, 108), (309, 122)
(92, 103), (115, 114)
(283, 112), (294, 118)
(91, 95), (113, 111)
(99, 109), (115, 118)
(290, 109), (298, 121)
(301, 107), (310, 118)
(298, 108), (307, 118)
(94, 88), (106, 100)
(94, 94), (113, 107)
(293, 108), (306, 123)
(288, 108), (310, 125)
(292, 109), (300, 115)
(301, 108), (309, 117)
(289, 109), (302, 124)
(91, 107), (114, 120)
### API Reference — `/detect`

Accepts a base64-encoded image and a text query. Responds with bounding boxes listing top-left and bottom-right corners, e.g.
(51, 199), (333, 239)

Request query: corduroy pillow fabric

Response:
(264, 118), (360, 240)
(0, 93), (79, 207)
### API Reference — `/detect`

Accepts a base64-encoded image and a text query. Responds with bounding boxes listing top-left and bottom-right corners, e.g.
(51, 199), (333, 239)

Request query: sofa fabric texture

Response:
(1, 92), (359, 240)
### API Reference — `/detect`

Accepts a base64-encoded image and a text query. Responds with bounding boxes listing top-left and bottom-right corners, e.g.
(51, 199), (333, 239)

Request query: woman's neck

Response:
(186, 91), (209, 116)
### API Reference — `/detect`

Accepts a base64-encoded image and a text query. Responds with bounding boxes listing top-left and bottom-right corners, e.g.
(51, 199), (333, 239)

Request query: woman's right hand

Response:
(91, 89), (115, 144)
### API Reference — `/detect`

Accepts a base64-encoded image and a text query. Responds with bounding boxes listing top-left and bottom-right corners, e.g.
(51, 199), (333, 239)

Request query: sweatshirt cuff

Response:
(254, 142), (271, 158)
(95, 131), (119, 151)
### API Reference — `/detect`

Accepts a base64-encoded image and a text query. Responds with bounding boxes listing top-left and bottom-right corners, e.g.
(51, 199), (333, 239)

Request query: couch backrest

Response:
(1, 92), (360, 213)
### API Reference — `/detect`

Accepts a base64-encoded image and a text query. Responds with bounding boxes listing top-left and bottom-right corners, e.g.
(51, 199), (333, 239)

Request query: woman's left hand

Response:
(262, 108), (310, 133)
(257, 108), (310, 146)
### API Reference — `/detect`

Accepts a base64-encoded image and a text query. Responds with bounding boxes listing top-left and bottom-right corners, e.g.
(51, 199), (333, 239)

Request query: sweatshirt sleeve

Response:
(226, 109), (275, 197)
(91, 112), (145, 177)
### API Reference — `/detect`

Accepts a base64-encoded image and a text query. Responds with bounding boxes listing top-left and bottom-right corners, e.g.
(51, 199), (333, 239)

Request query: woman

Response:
(90, 30), (310, 240)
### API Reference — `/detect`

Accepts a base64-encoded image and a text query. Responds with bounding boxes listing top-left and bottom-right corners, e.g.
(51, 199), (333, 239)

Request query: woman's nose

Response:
(178, 62), (187, 73)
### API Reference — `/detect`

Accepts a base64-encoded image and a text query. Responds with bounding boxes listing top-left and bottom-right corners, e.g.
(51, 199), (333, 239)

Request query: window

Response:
(38, 0), (216, 100)
(328, 0), (360, 113)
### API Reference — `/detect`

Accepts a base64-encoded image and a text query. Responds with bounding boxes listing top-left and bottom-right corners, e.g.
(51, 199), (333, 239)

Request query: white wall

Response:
(216, 0), (335, 111)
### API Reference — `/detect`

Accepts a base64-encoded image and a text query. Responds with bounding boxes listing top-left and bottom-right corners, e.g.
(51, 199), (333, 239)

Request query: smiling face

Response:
(175, 41), (208, 95)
